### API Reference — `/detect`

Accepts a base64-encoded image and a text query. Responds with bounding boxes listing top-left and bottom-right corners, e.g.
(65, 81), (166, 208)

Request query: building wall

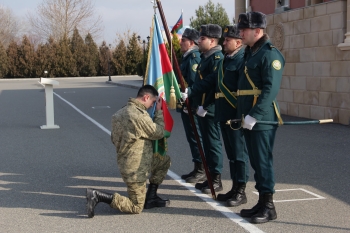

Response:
(265, 0), (350, 125)
(250, 0), (275, 14)
(290, 0), (305, 8)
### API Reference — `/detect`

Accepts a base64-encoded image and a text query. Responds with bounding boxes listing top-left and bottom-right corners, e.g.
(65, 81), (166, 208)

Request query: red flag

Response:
(161, 98), (174, 137)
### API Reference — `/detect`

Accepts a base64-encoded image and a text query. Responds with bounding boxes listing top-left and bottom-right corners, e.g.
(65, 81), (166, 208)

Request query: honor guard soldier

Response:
(214, 25), (250, 207)
(181, 24), (224, 193)
(237, 12), (285, 223)
(178, 28), (205, 183)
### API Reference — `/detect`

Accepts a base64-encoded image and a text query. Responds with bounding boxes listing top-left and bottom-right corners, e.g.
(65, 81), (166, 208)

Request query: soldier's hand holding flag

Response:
(155, 97), (163, 111)
(180, 88), (188, 101)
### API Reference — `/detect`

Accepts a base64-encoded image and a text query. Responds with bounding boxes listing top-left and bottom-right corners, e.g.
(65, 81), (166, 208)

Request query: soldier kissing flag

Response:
(145, 14), (181, 156)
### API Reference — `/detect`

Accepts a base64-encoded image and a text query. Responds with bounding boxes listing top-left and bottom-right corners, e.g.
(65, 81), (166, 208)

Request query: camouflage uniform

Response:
(110, 98), (171, 214)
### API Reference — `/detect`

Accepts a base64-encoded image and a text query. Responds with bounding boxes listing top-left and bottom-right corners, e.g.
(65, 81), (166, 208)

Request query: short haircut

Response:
(137, 84), (159, 98)
(206, 37), (219, 45)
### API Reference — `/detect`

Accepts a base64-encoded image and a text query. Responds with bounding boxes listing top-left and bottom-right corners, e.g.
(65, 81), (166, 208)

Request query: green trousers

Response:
(197, 114), (223, 174)
(220, 123), (249, 183)
(181, 110), (203, 163)
(244, 129), (277, 194)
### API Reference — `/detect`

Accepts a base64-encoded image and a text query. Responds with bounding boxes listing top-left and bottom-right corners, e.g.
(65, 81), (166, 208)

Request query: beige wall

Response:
(267, 0), (350, 125)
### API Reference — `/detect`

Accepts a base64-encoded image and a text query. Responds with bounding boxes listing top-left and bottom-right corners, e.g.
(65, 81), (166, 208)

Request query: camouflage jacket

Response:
(111, 98), (165, 183)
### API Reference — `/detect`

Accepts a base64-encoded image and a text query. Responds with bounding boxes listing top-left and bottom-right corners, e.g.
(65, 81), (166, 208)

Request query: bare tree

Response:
(114, 29), (133, 47)
(0, 5), (23, 47)
(27, 0), (103, 42)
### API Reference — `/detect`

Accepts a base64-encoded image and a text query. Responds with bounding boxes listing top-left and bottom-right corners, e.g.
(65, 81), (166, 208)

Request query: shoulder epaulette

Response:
(270, 45), (276, 49)
(215, 55), (221, 60)
(192, 53), (196, 58)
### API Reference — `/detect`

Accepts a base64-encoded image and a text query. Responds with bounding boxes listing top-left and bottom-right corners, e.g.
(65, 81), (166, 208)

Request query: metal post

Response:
(108, 44), (111, 81)
(143, 40), (146, 85)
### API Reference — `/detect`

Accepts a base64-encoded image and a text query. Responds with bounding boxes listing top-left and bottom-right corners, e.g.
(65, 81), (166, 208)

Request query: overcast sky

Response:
(1, 0), (235, 46)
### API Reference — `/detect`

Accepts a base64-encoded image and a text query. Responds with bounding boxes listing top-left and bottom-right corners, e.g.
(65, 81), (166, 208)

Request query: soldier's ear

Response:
(254, 28), (261, 37)
(142, 94), (148, 102)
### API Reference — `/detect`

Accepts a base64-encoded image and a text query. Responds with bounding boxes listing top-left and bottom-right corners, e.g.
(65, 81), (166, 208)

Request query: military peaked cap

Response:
(237, 12), (267, 29)
(182, 28), (200, 44)
(223, 25), (242, 39)
(199, 24), (222, 38)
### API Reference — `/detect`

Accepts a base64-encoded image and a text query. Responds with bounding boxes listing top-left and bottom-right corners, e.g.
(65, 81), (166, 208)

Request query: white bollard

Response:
(40, 78), (60, 129)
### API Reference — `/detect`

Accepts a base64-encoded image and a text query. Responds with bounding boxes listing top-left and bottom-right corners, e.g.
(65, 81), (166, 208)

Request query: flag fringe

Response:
(168, 86), (176, 109)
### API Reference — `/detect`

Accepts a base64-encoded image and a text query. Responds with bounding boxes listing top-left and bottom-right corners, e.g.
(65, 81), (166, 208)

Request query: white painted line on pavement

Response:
(253, 188), (326, 203)
(53, 92), (110, 135)
(167, 170), (264, 233)
(54, 92), (264, 233)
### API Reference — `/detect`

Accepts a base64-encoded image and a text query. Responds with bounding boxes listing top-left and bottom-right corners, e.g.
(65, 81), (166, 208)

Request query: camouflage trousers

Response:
(110, 154), (171, 214)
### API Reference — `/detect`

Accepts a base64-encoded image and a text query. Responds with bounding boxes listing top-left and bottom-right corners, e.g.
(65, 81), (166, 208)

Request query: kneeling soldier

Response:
(86, 85), (171, 217)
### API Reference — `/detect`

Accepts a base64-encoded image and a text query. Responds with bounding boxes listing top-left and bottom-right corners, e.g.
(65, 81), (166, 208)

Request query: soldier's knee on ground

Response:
(110, 183), (147, 214)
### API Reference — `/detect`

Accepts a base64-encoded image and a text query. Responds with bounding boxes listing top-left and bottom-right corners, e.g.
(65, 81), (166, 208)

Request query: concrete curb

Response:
(105, 81), (141, 90)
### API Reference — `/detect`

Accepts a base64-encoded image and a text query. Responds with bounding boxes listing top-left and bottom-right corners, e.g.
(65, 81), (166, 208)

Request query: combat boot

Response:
(240, 194), (263, 217)
(195, 180), (208, 190)
(251, 193), (277, 224)
(181, 163), (196, 180)
(86, 188), (113, 218)
(226, 182), (247, 207)
(185, 162), (206, 183)
(144, 183), (170, 209)
(201, 173), (223, 194)
(217, 181), (237, 202)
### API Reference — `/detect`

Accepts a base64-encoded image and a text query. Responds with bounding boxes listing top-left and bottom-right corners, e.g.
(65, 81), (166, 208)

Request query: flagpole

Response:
(156, 0), (217, 200)
(181, 9), (183, 25)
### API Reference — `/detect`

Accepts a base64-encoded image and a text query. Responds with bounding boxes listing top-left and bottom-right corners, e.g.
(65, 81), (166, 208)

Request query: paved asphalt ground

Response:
(0, 76), (349, 233)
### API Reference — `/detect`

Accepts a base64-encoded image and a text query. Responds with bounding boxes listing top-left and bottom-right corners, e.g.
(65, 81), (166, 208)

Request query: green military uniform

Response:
(179, 46), (202, 164)
(187, 46), (249, 184)
(187, 46), (224, 180)
(216, 47), (249, 185)
(237, 35), (284, 194)
(109, 98), (171, 214)
(184, 24), (224, 193)
(236, 11), (284, 224)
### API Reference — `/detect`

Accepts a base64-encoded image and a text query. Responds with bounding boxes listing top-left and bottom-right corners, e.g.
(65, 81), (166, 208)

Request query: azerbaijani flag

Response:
(145, 14), (181, 156)
(171, 13), (183, 33)
(145, 14), (181, 106)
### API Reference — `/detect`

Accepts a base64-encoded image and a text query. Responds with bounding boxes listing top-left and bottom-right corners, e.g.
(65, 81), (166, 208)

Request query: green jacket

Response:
(215, 46), (245, 122)
(180, 47), (201, 109)
(187, 45), (224, 116)
(237, 34), (285, 131)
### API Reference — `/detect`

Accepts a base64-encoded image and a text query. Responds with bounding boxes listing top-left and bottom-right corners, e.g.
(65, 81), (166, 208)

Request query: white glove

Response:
(183, 107), (188, 114)
(243, 115), (257, 130)
(196, 106), (207, 117)
(180, 88), (188, 101)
